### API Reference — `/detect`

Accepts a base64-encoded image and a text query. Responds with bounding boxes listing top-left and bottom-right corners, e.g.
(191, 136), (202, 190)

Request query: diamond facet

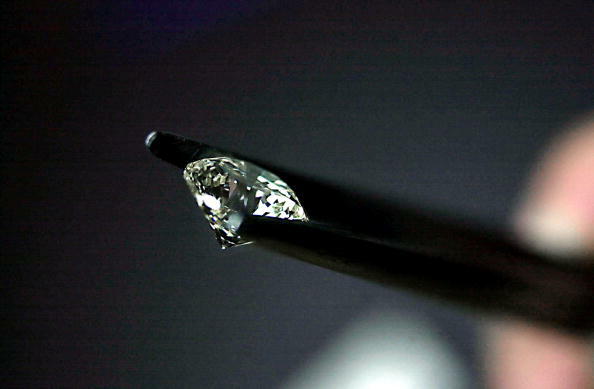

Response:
(183, 157), (308, 248)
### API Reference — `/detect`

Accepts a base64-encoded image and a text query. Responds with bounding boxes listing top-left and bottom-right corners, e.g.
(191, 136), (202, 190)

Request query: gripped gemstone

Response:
(183, 157), (308, 248)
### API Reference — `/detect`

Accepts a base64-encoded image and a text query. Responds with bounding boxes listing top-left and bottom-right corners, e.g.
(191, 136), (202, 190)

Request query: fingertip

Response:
(514, 206), (590, 260)
(515, 116), (594, 261)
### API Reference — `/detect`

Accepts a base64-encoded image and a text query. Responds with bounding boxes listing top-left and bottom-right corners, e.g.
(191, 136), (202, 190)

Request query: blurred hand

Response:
(488, 116), (594, 389)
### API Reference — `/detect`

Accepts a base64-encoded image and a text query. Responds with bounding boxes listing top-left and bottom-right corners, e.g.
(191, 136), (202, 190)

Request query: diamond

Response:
(183, 157), (308, 248)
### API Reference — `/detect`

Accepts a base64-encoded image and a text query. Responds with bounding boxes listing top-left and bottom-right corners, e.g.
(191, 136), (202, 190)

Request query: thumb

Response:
(514, 115), (594, 259)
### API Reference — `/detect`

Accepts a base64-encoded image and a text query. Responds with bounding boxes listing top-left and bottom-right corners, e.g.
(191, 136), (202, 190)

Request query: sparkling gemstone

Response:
(183, 157), (308, 248)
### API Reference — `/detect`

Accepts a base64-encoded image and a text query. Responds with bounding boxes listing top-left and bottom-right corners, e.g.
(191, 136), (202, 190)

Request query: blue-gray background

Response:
(3, 1), (593, 387)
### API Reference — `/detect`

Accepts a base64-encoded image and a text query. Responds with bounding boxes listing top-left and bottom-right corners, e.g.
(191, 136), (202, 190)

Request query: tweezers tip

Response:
(144, 131), (208, 169)
(145, 131), (159, 148)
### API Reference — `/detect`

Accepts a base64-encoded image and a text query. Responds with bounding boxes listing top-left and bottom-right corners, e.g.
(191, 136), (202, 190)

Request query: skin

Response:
(487, 116), (594, 389)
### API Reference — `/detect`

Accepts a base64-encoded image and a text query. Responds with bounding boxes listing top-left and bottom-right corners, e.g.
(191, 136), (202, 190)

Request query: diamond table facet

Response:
(183, 157), (308, 248)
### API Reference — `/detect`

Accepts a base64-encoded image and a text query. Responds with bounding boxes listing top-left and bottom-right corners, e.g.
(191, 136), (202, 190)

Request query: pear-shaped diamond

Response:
(183, 157), (308, 248)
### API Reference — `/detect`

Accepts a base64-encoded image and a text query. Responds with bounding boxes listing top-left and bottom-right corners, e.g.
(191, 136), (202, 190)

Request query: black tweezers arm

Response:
(147, 131), (594, 335)
(239, 217), (593, 335)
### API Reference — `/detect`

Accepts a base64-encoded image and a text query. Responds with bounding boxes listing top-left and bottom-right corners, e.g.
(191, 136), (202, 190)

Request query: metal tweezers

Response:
(146, 131), (594, 335)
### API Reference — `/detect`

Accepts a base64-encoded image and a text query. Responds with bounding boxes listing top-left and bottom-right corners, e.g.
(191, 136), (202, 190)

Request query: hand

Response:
(488, 115), (594, 388)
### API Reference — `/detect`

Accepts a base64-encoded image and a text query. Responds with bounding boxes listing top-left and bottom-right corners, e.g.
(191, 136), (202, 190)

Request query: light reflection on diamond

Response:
(183, 157), (308, 248)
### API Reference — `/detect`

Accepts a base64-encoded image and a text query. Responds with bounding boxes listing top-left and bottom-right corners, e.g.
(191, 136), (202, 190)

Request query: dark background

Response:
(3, 1), (593, 387)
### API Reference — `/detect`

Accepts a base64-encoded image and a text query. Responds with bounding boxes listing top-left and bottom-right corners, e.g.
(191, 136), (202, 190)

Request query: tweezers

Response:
(146, 131), (594, 335)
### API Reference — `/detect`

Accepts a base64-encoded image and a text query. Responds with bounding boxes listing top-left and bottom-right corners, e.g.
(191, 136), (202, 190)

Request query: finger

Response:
(514, 115), (594, 259)
(489, 116), (594, 389)
(487, 322), (592, 389)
